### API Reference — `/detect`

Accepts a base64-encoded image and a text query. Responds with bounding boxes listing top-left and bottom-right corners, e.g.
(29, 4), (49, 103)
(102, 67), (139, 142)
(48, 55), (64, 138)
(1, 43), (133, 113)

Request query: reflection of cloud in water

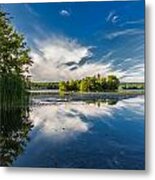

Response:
(30, 96), (144, 140)
(117, 96), (144, 115)
(30, 105), (89, 140)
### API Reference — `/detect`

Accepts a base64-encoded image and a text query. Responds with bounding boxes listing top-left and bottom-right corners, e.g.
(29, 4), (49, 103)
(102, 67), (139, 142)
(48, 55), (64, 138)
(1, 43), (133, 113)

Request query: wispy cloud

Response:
(106, 11), (120, 24)
(105, 29), (144, 40)
(24, 4), (39, 17)
(59, 9), (70, 16)
(120, 19), (144, 27)
(106, 11), (115, 22)
(122, 63), (144, 82)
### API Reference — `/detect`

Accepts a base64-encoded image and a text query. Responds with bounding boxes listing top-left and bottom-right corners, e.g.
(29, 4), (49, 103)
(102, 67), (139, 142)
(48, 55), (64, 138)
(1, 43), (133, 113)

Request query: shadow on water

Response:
(0, 75), (33, 167)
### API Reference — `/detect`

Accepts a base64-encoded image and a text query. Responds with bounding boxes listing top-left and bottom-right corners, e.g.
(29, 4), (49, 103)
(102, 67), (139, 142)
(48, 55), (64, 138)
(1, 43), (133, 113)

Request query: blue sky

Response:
(1, 0), (145, 82)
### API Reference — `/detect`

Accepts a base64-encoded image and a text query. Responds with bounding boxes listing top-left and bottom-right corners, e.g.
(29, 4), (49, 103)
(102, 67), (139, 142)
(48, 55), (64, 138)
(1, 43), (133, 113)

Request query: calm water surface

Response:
(5, 95), (145, 169)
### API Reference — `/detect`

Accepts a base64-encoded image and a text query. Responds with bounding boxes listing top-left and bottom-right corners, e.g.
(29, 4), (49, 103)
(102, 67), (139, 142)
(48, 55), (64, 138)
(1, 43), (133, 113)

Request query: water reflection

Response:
(0, 76), (33, 166)
(29, 99), (119, 140)
(0, 105), (33, 166)
(1, 94), (144, 169)
(30, 96), (144, 141)
(30, 104), (89, 140)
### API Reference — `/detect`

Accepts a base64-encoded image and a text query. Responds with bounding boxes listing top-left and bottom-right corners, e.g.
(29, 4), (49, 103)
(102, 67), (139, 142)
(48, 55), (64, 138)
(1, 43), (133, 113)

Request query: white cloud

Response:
(30, 36), (125, 81)
(105, 29), (144, 40)
(59, 9), (70, 16)
(30, 35), (94, 81)
(106, 11), (120, 24)
(122, 63), (144, 82)
(30, 35), (144, 82)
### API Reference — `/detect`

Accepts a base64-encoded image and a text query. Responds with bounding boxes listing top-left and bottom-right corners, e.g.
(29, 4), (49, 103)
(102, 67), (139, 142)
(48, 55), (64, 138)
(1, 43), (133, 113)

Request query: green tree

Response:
(59, 81), (67, 92)
(69, 80), (78, 91)
(80, 80), (89, 92)
(0, 10), (32, 107)
(0, 10), (32, 77)
(107, 75), (120, 90)
(58, 74), (120, 92)
(85, 76), (95, 91)
(100, 77), (107, 91)
(0, 10), (33, 166)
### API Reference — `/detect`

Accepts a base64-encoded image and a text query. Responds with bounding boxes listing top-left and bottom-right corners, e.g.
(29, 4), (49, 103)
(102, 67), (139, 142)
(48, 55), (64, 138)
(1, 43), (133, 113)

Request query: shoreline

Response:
(28, 89), (144, 95)
(29, 90), (144, 104)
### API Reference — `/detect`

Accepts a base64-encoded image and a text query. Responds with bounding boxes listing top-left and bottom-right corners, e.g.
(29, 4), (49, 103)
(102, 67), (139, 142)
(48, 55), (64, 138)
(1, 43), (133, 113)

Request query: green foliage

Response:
(0, 10), (32, 107)
(80, 80), (89, 92)
(107, 75), (120, 91)
(0, 11), (32, 76)
(59, 81), (67, 92)
(0, 10), (33, 166)
(59, 74), (120, 92)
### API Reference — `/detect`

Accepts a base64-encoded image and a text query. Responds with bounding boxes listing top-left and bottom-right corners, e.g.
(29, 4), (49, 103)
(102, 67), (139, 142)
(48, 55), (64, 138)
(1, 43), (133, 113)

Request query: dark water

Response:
(1, 95), (145, 169)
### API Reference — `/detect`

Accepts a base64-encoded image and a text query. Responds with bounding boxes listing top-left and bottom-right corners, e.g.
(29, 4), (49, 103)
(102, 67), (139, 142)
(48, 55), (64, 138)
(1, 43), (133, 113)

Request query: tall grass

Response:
(0, 74), (29, 110)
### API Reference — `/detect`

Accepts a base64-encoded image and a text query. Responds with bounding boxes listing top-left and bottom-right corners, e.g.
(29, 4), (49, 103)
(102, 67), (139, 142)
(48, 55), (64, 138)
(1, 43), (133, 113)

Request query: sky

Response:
(1, 0), (145, 82)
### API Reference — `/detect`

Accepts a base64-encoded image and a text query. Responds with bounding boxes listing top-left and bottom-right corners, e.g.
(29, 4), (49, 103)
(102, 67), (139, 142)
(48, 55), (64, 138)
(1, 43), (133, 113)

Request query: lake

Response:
(1, 94), (145, 169)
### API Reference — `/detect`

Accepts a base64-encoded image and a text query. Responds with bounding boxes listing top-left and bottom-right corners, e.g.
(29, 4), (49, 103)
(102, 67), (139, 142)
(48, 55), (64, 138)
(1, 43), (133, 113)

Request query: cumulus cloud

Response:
(30, 36), (94, 81)
(30, 35), (144, 82)
(59, 9), (70, 16)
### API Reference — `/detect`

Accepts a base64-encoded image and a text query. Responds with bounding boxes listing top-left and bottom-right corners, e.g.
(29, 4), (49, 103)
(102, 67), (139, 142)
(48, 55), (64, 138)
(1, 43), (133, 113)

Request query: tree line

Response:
(120, 82), (144, 90)
(59, 74), (120, 92)
(30, 82), (59, 90)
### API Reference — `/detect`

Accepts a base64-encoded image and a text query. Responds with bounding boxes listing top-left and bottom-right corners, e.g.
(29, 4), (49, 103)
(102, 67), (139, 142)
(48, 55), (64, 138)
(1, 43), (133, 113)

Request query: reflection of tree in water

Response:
(86, 99), (118, 107)
(0, 11), (33, 166)
(0, 103), (33, 167)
